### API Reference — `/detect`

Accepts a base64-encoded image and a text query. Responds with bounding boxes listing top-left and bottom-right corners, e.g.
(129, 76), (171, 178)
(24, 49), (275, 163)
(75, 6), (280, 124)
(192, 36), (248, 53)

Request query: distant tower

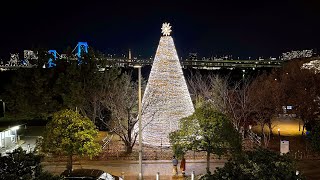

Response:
(137, 23), (195, 147)
(128, 49), (132, 62)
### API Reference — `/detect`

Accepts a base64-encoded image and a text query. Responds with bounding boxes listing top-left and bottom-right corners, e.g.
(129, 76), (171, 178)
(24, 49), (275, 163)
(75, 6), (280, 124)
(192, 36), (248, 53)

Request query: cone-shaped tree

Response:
(139, 23), (194, 146)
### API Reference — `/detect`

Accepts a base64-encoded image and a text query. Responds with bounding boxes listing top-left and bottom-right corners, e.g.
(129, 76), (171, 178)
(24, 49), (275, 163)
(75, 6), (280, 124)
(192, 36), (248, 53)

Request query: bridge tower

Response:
(76, 42), (88, 64)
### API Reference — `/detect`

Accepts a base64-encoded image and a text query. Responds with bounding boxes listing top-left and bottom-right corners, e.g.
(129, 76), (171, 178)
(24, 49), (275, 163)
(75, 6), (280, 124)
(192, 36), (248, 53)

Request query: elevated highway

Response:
(0, 58), (283, 71)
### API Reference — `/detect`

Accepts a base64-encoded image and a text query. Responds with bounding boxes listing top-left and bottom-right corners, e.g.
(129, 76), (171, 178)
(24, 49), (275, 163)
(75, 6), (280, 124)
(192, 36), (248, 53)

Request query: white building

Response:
(0, 125), (20, 149)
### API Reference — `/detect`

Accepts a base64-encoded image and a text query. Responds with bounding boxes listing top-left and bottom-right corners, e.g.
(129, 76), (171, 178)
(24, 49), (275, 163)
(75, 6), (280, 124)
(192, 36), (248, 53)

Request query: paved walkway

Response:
(42, 159), (226, 179)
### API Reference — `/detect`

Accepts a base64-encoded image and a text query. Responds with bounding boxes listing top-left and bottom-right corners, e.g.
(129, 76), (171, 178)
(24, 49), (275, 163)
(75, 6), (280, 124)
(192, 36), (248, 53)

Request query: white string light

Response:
(137, 24), (195, 147)
(302, 60), (320, 73)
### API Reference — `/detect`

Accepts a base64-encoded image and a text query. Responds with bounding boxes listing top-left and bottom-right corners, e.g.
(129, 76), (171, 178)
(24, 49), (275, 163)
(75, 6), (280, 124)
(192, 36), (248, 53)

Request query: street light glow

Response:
(11, 126), (19, 131)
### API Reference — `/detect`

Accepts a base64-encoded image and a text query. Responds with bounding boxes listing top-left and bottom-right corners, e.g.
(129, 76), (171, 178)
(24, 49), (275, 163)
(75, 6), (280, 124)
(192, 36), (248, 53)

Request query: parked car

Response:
(61, 169), (123, 180)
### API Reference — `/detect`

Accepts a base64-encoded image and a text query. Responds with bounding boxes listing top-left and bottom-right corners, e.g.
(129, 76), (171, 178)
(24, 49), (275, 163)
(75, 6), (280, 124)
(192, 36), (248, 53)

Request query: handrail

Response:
(247, 129), (261, 146)
(102, 135), (114, 149)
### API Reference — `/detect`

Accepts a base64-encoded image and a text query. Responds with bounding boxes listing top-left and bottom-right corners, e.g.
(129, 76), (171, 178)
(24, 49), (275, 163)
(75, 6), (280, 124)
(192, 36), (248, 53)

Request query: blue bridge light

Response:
(77, 42), (88, 64)
(47, 50), (57, 68)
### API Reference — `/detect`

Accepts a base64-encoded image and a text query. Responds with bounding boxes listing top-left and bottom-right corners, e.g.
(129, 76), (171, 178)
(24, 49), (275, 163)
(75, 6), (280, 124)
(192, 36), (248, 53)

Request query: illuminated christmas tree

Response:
(140, 23), (195, 147)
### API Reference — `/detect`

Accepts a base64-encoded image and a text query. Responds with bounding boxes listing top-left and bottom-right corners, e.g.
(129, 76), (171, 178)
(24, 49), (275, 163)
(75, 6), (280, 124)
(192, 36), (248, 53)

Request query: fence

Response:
(102, 134), (113, 149)
(247, 129), (261, 146)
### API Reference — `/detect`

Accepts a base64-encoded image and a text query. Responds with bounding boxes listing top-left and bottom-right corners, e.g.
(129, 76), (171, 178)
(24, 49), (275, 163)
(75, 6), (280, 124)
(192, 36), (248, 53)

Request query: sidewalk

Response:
(42, 159), (227, 179)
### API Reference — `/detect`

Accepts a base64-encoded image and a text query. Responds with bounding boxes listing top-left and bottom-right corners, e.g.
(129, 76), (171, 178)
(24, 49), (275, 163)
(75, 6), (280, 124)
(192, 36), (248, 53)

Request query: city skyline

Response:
(1, 1), (320, 59)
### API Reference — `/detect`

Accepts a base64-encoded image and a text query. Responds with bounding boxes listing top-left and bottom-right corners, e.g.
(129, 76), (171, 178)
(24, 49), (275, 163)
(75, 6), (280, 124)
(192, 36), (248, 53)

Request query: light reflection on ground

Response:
(252, 118), (304, 136)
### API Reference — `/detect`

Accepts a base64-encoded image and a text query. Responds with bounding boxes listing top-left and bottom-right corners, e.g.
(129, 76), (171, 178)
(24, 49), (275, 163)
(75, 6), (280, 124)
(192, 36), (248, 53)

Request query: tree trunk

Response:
(261, 124), (268, 148)
(125, 144), (133, 153)
(67, 154), (73, 172)
(206, 151), (211, 174)
(267, 122), (273, 137)
(93, 97), (97, 124)
(125, 110), (133, 154)
(302, 124), (305, 135)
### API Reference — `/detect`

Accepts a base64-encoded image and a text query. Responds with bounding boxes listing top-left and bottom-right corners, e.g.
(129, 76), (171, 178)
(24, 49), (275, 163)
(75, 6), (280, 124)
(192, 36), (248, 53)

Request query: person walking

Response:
(172, 155), (178, 176)
(180, 156), (186, 176)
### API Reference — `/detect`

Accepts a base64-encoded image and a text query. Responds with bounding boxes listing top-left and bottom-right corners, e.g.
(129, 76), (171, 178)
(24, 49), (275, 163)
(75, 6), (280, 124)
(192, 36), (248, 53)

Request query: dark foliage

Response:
(206, 148), (305, 180)
(0, 147), (61, 180)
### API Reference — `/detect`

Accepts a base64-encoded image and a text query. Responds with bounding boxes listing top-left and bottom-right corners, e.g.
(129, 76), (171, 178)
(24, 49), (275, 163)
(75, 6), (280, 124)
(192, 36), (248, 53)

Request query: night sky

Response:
(1, 0), (320, 59)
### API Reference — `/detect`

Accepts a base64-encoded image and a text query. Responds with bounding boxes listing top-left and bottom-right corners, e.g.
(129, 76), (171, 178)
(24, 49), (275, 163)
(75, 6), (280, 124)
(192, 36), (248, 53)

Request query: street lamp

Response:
(242, 69), (245, 80)
(134, 64), (142, 180)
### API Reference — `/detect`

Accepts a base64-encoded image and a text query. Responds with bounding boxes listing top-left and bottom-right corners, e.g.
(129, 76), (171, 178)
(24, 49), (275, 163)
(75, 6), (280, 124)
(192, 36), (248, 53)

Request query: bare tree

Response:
(82, 68), (120, 128)
(100, 72), (141, 153)
(187, 71), (229, 113)
(249, 73), (280, 147)
(279, 60), (320, 135)
(187, 70), (213, 105)
(226, 79), (255, 131)
(187, 71), (254, 132)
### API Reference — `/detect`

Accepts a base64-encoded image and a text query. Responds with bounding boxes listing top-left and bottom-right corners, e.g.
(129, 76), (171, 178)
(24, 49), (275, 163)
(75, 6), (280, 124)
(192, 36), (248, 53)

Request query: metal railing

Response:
(247, 129), (261, 146)
(102, 134), (113, 149)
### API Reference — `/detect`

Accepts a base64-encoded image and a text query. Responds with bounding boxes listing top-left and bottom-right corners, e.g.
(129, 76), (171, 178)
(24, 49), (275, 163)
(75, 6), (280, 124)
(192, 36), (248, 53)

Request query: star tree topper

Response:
(161, 22), (172, 36)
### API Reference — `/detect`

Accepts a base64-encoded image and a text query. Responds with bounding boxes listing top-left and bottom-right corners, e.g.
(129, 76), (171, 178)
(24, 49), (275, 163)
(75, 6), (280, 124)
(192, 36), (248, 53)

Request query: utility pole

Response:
(134, 65), (143, 179)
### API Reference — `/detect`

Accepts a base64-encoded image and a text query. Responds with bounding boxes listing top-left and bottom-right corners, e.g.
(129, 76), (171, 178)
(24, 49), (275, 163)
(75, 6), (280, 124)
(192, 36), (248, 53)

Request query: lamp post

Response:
(134, 65), (142, 180)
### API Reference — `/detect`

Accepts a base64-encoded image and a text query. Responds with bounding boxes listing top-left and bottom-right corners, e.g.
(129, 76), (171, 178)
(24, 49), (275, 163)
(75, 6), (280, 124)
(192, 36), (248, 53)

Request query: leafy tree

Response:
(2, 68), (56, 120)
(169, 105), (242, 174)
(0, 147), (61, 180)
(42, 109), (101, 171)
(53, 48), (118, 129)
(2, 48), (107, 122)
(211, 148), (305, 180)
(308, 121), (320, 153)
(53, 62), (85, 110)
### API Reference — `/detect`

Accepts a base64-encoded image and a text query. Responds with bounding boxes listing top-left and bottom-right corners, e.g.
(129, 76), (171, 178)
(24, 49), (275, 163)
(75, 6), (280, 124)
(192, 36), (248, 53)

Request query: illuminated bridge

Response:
(0, 58), (283, 71)
(0, 41), (283, 71)
(104, 58), (283, 69)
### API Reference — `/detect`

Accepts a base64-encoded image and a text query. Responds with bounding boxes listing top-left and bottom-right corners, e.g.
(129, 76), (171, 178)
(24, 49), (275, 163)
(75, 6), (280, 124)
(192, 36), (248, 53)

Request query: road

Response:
(42, 159), (226, 180)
